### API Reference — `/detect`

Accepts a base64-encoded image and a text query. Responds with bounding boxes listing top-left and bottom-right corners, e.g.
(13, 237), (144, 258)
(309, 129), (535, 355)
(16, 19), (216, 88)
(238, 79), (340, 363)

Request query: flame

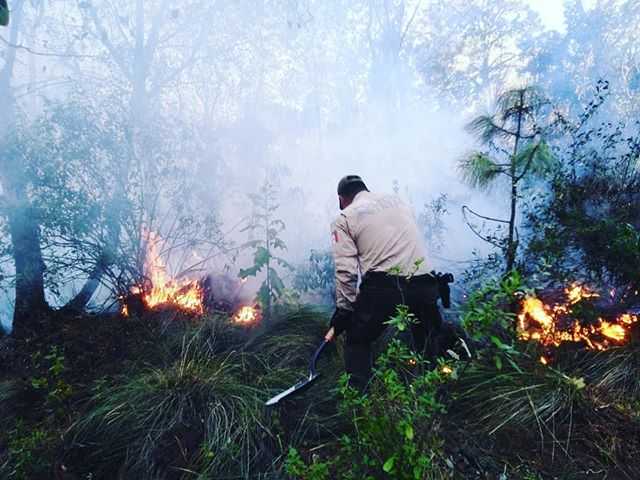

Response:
(441, 365), (453, 374)
(518, 283), (638, 353)
(138, 230), (204, 314)
(566, 284), (599, 304)
(233, 305), (259, 324)
(121, 304), (129, 317)
(600, 321), (626, 341)
(539, 356), (548, 365)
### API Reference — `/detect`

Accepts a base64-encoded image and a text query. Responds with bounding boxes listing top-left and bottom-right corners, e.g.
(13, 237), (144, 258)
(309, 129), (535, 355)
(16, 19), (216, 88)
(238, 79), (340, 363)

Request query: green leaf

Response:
(257, 283), (270, 308)
(383, 456), (395, 473)
(254, 246), (270, 268)
(514, 140), (555, 177)
(459, 152), (503, 190)
(566, 376), (586, 390)
(494, 355), (503, 370)
(269, 268), (285, 294)
(404, 424), (414, 441)
(239, 265), (260, 278)
(274, 256), (293, 270)
(466, 114), (508, 143)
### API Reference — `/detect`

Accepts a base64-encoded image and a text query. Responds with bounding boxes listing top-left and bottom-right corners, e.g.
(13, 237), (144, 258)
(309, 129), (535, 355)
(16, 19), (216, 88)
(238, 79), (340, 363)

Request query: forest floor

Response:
(1, 305), (639, 479)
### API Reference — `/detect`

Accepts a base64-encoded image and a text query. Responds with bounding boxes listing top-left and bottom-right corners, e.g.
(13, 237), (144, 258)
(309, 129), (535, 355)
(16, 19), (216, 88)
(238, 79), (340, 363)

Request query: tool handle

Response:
(309, 336), (330, 377)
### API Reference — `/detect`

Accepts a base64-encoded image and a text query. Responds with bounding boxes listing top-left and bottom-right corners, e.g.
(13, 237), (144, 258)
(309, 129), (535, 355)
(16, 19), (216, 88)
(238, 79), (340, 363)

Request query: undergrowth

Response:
(1, 280), (640, 479)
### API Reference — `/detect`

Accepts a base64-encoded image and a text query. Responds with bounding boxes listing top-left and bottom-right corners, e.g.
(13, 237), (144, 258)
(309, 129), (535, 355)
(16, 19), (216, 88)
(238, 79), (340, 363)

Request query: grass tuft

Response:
(65, 335), (268, 479)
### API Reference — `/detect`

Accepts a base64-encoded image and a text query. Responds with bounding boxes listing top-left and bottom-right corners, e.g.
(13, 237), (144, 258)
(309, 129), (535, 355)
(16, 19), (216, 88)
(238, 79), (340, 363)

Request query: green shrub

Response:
(287, 337), (453, 480)
(1, 420), (55, 480)
(461, 270), (525, 343)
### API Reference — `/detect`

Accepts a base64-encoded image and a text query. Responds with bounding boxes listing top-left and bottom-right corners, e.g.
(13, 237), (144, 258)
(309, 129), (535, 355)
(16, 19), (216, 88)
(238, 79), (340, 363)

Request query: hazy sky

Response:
(528, 0), (565, 31)
(528, 0), (597, 32)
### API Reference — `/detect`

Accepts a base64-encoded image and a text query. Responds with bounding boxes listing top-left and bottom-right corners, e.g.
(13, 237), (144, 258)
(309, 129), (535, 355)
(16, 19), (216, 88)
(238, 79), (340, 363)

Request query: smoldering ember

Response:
(1, 1), (640, 479)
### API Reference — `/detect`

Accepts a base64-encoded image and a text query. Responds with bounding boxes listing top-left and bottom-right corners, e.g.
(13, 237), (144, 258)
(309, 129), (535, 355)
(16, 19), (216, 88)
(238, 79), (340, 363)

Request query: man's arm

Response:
(331, 215), (358, 311)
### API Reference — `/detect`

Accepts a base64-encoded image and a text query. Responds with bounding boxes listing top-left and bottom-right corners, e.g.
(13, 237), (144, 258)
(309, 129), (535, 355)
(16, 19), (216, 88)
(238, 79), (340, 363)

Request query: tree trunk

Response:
(7, 189), (50, 338)
(505, 92), (524, 274)
(0, 1), (50, 337)
(62, 256), (107, 313)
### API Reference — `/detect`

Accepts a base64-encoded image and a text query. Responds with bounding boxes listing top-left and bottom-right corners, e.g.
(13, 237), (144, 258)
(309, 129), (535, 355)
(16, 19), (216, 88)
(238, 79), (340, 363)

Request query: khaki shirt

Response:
(331, 191), (430, 310)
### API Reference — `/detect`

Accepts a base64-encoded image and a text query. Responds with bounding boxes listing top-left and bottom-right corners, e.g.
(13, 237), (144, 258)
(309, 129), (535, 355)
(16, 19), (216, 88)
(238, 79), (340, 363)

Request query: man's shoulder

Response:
(333, 192), (405, 226)
(353, 192), (405, 213)
(331, 211), (348, 229)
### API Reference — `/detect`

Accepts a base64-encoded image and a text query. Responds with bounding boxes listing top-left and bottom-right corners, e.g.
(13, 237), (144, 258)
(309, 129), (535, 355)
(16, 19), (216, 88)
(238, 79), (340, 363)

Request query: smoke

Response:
(3, 0), (636, 332)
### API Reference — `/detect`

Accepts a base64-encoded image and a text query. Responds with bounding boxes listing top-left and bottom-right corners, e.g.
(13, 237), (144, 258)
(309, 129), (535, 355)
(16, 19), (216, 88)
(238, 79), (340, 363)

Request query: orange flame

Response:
(233, 305), (259, 324)
(140, 231), (204, 314)
(518, 283), (638, 353)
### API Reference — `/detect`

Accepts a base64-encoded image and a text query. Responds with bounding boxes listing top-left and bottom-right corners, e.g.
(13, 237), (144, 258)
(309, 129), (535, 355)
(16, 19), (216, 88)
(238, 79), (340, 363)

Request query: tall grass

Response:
(452, 357), (584, 443)
(65, 335), (268, 479)
(249, 305), (345, 455)
(449, 353), (640, 477)
(574, 345), (640, 402)
(62, 305), (343, 478)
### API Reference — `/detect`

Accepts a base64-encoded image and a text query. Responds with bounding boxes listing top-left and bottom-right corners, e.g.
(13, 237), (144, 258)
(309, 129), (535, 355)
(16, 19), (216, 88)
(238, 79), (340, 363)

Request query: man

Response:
(327, 175), (442, 389)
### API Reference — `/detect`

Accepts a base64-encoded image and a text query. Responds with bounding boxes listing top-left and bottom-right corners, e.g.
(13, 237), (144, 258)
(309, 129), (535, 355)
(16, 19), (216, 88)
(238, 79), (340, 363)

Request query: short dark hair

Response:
(340, 181), (367, 198)
(337, 175), (368, 197)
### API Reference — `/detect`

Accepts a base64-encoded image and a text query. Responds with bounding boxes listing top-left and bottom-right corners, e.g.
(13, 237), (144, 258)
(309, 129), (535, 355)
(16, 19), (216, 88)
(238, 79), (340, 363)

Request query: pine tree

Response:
(460, 86), (556, 273)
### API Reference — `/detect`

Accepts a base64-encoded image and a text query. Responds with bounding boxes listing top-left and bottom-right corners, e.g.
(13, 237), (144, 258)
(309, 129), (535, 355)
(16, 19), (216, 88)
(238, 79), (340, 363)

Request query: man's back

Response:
(336, 190), (430, 278)
(329, 183), (441, 389)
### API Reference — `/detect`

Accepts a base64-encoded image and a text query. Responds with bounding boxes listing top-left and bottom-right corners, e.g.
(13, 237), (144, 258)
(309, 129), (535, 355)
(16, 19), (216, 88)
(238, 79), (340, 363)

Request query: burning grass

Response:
(120, 230), (205, 317)
(517, 283), (639, 354)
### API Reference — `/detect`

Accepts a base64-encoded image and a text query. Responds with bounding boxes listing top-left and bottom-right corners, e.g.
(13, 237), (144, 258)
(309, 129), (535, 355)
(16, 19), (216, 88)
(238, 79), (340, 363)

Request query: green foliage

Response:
(293, 249), (335, 303)
(29, 346), (73, 412)
(4, 421), (54, 480)
(524, 85), (640, 292)
(287, 305), (452, 480)
(384, 304), (418, 332)
(285, 447), (330, 480)
(461, 270), (525, 342)
(460, 86), (557, 273)
(0, 1), (8, 27)
(513, 140), (554, 176)
(1, 99), (130, 302)
(459, 152), (503, 190)
(240, 179), (292, 314)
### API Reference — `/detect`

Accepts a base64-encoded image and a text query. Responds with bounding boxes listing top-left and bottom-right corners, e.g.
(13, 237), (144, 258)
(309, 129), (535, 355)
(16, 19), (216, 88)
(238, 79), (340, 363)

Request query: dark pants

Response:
(345, 272), (442, 390)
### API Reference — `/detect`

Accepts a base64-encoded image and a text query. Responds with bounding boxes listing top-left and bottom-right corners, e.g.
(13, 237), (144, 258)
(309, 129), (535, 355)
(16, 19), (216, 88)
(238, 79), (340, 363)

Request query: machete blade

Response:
(265, 373), (320, 406)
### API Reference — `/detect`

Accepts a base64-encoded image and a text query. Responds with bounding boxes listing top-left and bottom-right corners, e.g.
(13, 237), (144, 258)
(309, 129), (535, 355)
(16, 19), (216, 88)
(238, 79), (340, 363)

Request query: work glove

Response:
(329, 308), (353, 337)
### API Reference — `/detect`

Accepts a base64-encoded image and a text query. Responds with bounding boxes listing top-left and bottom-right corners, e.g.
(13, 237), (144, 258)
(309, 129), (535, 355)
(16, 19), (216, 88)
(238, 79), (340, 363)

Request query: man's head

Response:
(337, 175), (368, 210)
